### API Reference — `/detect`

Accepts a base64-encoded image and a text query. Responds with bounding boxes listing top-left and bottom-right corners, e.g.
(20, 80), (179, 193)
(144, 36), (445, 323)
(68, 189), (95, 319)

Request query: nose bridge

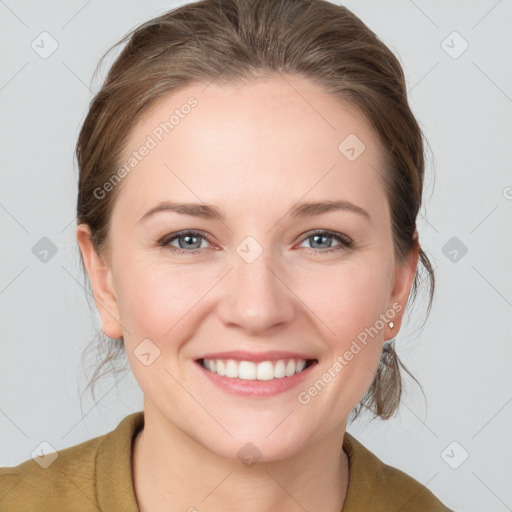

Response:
(218, 234), (295, 333)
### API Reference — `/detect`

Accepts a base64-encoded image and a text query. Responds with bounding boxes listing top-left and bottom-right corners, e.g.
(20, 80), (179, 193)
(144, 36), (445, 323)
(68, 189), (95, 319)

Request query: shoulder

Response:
(0, 434), (103, 512)
(342, 432), (454, 512)
(0, 412), (143, 512)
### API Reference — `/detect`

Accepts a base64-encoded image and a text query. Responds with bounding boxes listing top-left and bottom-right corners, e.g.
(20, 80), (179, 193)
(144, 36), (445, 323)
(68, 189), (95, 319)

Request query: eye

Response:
(158, 229), (353, 256)
(297, 230), (353, 253)
(158, 230), (212, 255)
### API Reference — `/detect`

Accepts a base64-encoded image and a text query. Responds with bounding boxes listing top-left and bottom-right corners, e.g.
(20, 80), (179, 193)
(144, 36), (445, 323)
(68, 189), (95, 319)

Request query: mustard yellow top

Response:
(0, 411), (453, 511)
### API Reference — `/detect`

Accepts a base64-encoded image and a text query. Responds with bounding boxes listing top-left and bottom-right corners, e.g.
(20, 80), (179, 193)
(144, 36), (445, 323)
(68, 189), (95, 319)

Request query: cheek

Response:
(292, 262), (391, 417)
(114, 260), (212, 397)
(295, 258), (391, 392)
(294, 258), (392, 344)
(115, 258), (209, 342)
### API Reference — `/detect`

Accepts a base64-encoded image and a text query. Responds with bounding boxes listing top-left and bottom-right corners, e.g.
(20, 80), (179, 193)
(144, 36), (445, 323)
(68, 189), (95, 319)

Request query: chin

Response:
(195, 418), (316, 464)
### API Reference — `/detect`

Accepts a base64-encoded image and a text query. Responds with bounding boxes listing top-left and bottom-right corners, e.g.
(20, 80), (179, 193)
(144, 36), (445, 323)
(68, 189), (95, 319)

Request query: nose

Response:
(217, 246), (296, 335)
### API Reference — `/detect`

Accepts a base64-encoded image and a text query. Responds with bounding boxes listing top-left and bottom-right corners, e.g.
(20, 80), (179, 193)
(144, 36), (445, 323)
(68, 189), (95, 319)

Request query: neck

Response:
(132, 400), (350, 512)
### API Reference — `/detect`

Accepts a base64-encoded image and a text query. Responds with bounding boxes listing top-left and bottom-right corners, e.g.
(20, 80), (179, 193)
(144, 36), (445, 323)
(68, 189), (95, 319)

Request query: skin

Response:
(77, 73), (418, 512)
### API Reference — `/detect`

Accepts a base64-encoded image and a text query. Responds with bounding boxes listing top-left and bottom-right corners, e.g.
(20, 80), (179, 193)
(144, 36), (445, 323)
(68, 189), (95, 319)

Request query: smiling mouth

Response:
(196, 358), (317, 381)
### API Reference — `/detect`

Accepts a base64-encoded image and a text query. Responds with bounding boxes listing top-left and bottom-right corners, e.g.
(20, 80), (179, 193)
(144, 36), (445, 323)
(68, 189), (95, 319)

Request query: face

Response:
(77, 74), (417, 462)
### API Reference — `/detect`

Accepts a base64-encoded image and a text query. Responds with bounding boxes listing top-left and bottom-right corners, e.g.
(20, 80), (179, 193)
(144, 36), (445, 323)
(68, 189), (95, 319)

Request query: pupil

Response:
(313, 234), (329, 248)
(182, 235), (198, 248)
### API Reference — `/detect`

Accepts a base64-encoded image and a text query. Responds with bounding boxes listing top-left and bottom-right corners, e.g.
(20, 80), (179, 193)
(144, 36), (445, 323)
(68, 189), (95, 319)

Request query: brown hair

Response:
(76, 0), (434, 420)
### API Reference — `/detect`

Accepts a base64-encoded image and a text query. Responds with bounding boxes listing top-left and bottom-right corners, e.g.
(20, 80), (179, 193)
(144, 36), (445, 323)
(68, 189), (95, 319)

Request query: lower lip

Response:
(196, 360), (317, 397)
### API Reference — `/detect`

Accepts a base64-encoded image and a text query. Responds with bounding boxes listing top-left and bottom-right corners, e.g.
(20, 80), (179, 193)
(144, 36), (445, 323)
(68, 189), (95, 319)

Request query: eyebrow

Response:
(138, 199), (371, 223)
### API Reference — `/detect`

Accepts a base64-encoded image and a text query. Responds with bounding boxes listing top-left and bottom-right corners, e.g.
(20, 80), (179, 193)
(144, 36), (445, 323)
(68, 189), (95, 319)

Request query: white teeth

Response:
(256, 361), (274, 381)
(239, 361), (256, 380)
(225, 359), (238, 378)
(216, 360), (226, 376)
(274, 360), (286, 378)
(201, 358), (311, 380)
(285, 360), (295, 377)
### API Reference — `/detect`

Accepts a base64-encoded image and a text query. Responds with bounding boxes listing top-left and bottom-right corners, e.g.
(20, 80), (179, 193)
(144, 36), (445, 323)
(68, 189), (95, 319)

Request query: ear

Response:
(76, 223), (123, 339)
(384, 231), (420, 341)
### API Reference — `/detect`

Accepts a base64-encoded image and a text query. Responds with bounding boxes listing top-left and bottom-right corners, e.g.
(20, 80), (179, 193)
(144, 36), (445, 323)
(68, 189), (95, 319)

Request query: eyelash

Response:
(158, 229), (353, 256)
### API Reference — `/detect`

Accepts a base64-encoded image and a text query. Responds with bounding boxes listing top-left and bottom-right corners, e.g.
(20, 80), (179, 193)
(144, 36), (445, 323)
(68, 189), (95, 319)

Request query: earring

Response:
(388, 321), (394, 329)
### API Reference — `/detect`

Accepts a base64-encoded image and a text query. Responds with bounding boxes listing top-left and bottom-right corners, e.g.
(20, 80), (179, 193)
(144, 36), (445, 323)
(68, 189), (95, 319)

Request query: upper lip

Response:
(197, 350), (317, 363)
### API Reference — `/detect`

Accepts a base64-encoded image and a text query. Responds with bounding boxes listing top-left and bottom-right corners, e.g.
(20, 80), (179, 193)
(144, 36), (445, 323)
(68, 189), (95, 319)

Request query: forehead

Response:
(113, 74), (387, 219)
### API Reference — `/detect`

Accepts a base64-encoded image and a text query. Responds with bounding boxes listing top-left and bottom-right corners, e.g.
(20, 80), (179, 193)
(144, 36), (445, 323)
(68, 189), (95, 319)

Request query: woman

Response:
(0, 0), (453, 510)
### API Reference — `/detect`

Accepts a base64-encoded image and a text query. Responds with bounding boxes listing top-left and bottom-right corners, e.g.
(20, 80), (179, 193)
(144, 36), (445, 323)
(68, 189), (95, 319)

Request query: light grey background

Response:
(1, 1), (511, 511)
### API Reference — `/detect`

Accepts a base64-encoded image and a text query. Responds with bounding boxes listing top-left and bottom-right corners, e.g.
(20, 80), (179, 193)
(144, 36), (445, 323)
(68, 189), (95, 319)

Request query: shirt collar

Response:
(96, 411), (144, 511)
(95, 411), (370, 512)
